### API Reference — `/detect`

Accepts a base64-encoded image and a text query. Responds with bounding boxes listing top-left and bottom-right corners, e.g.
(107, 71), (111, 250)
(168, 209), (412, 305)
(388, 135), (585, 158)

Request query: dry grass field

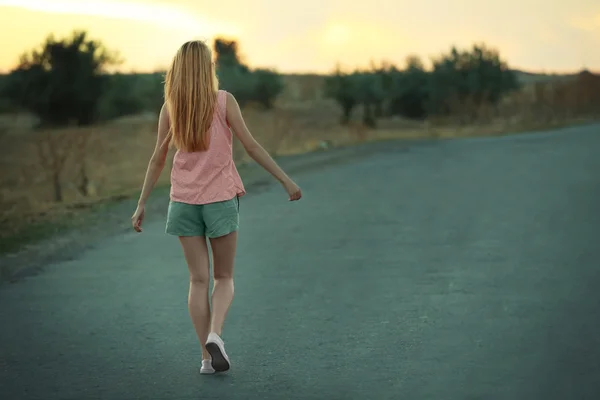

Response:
(0, 71), (598, 255)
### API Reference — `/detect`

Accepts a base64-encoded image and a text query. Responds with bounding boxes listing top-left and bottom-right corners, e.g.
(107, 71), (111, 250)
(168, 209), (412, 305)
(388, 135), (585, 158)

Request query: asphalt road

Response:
(1, 124), (600, 400)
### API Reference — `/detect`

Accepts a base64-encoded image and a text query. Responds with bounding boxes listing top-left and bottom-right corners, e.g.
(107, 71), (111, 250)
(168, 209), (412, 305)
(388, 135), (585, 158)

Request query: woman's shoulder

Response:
(218, 90), (236, 109)
(219, 89), (237, 99)
(217, 89), (231, 106)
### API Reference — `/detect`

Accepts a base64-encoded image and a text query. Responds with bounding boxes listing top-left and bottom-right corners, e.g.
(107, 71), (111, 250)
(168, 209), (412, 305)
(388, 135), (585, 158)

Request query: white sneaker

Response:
(200, 359), (215, 375)
(205, 332), (231, 372)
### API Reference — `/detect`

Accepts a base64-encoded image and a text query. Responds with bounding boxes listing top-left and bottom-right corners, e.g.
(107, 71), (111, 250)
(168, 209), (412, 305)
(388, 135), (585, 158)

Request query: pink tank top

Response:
(169, 90), (246, 204)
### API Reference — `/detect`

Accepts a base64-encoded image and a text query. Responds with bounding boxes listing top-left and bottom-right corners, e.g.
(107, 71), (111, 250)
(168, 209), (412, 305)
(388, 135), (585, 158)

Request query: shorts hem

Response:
(205, 226), (239, 239)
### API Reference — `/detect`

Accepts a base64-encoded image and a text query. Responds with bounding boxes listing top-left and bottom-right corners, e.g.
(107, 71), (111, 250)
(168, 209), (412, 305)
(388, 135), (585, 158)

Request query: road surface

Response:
(1, 124), (600, 400)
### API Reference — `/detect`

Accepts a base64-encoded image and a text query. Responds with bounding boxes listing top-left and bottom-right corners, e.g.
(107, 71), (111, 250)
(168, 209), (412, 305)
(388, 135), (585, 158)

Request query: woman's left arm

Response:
(131, 104), (170, 232)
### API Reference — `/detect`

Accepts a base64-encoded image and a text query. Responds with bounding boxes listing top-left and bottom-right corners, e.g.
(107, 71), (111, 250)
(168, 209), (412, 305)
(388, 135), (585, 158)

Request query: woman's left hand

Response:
(131, 205), (145, 232)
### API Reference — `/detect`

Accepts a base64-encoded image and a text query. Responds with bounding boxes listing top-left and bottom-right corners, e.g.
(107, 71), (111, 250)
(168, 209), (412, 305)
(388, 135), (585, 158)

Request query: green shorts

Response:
(166, 196), (240, 238)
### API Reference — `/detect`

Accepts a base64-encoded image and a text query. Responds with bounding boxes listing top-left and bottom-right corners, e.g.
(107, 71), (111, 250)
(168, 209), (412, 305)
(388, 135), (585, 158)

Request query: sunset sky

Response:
(0, 0), (599, 74)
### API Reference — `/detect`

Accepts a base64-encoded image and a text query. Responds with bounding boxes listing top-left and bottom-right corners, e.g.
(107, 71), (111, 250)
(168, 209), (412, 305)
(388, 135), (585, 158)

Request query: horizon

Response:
(0, 0), (599, 75)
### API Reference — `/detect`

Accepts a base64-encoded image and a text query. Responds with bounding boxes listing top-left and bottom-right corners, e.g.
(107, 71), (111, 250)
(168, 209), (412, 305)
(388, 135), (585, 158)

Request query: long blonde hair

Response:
(164, 40), (219, 152)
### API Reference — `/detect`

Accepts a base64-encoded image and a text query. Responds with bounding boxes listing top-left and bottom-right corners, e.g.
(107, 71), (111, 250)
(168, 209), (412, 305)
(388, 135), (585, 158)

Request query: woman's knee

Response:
(189, 272), (209, 285)
(213, 270), (233, 281)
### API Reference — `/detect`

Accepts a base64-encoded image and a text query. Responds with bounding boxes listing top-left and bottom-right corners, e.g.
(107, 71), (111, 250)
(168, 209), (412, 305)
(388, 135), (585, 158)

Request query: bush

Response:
(98, 72), (164, 120)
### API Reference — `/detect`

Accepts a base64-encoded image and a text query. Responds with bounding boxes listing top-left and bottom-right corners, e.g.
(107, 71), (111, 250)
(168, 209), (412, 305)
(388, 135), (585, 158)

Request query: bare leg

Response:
(179, 236), (211, 360)
(208, 231), (237, 336)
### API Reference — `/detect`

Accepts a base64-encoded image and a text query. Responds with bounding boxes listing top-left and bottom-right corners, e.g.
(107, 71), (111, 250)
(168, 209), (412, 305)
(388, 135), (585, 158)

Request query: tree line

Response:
(0, 30), (520, 202)
(0, 31), (285, 129)
(0, 30), (520, 130)
(324, 46), (519, 127)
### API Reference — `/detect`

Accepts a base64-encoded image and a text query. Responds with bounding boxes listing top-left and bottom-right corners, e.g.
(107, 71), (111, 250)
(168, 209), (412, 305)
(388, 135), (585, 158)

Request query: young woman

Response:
(131, 40), (302, 375)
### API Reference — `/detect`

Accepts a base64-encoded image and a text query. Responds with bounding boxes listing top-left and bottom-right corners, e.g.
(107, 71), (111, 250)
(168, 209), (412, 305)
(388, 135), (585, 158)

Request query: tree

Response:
(428, 44), (519, 117)
(0, 74), (13, 114)
(352, 71), (385, 128)
(1, 31), (120, 201)
(213, 38), (283, 110)
(216, 63), (255, 107)
(324, 67), (386, 128)
(370, 61), (396, 118)
(387, 56), (430, 119)
(252, 69), (284, 109)
(214, 37), (253, 105)
(323, 66), (358, 124)
(214, 38), (248, 71)
(4, 31), (120, 127)
(98, 73), (145, 120)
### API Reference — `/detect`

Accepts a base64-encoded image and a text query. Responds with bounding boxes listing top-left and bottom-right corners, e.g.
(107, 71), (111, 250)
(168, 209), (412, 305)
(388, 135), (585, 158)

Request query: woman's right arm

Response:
(225, 92), (302, 201)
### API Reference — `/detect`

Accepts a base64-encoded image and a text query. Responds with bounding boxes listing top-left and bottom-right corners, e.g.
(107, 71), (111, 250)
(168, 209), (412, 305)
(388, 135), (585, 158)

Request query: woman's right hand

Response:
(283, 179), (302, 201)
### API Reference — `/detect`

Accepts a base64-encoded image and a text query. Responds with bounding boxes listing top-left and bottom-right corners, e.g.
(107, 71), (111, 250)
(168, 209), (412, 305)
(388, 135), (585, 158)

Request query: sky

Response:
(0, 0), (599, 74)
